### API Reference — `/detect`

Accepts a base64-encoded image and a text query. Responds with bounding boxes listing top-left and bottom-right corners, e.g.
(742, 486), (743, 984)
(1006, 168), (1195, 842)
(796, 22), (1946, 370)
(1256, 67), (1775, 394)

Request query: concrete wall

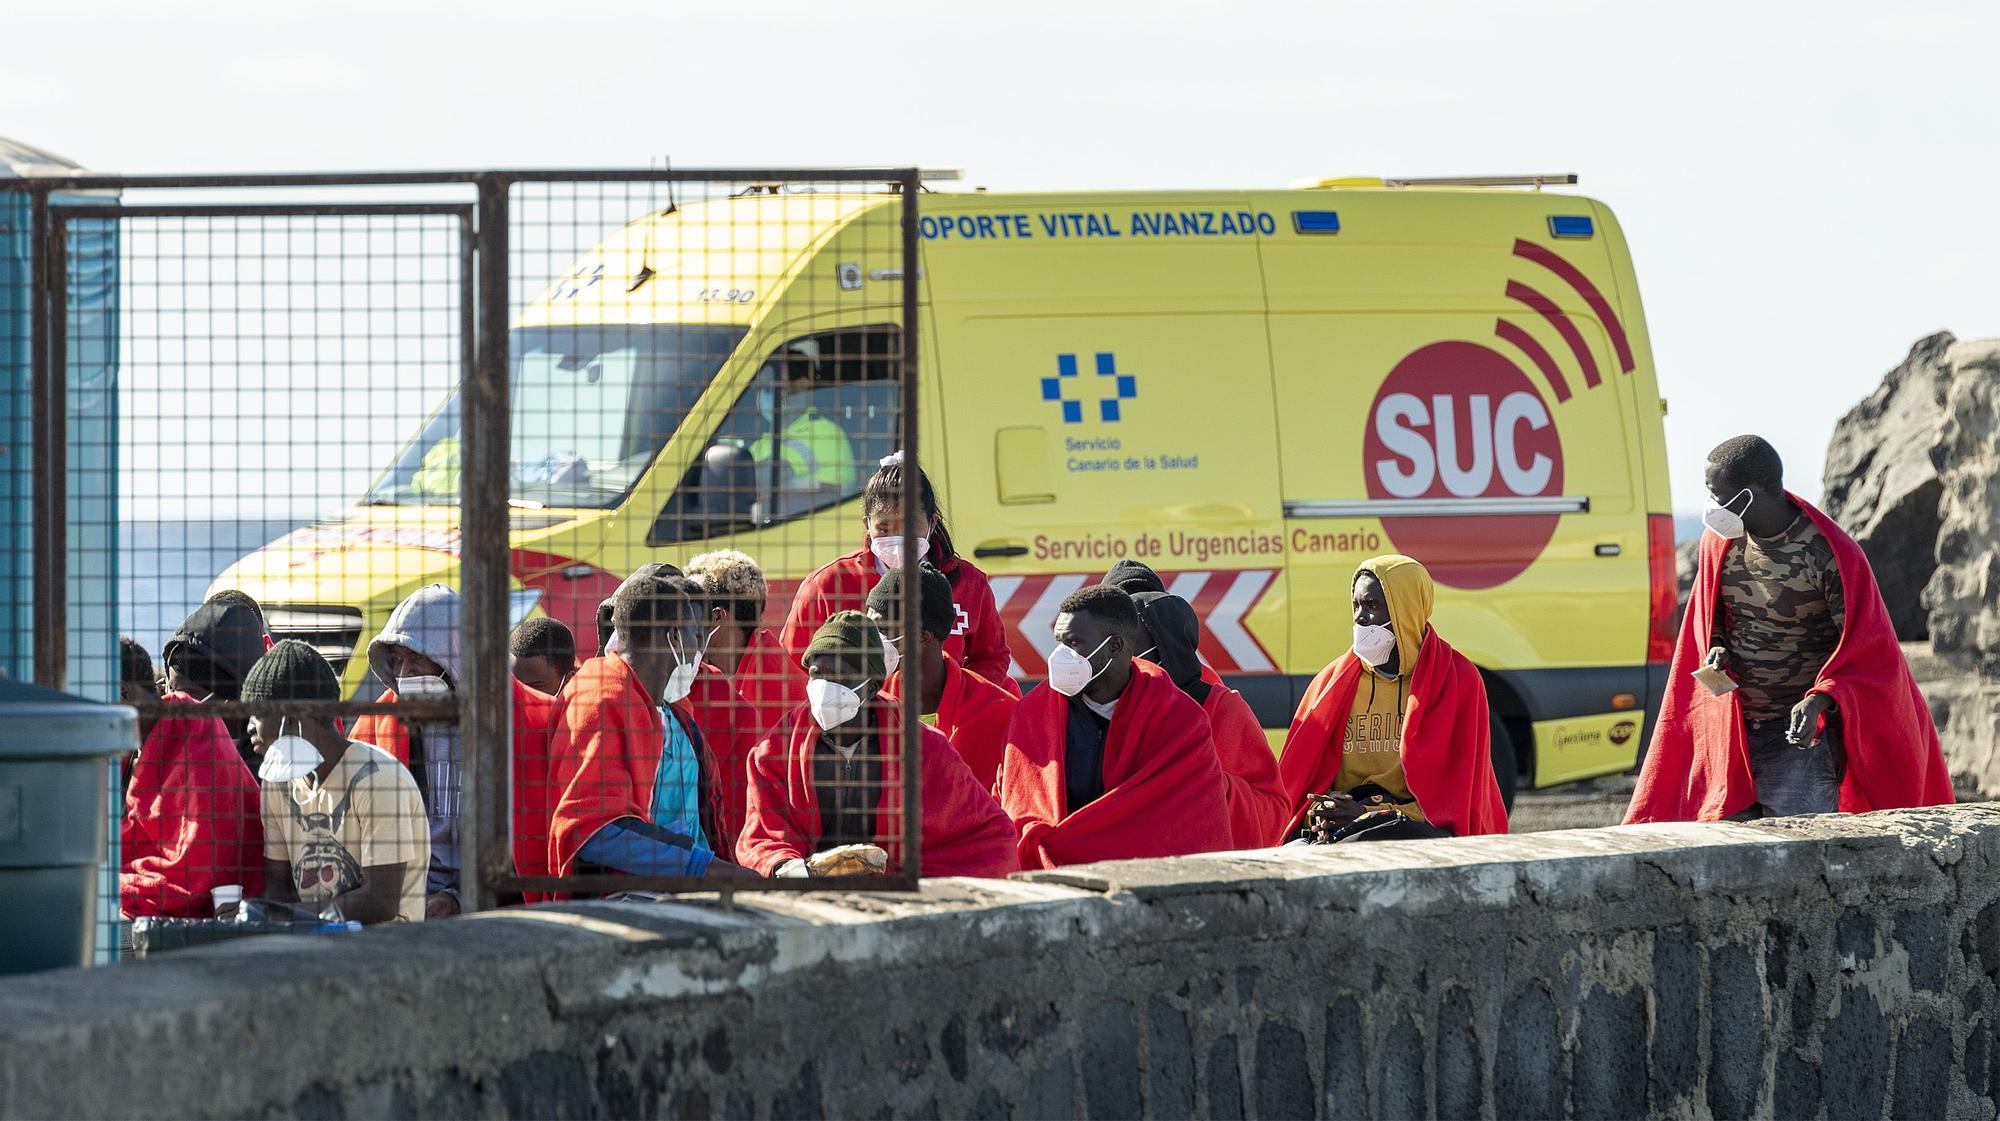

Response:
(6, 807), (2000, 1120)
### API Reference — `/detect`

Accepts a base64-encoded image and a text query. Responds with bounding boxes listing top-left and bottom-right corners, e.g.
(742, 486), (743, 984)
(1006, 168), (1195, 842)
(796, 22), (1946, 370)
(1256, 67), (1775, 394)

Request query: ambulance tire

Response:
(1489, 710), (1519, 811)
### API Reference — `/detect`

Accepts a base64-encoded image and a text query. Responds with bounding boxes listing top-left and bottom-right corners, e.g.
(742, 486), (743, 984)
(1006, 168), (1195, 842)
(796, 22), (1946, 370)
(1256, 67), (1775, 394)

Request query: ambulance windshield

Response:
(367, 323), (748, 508)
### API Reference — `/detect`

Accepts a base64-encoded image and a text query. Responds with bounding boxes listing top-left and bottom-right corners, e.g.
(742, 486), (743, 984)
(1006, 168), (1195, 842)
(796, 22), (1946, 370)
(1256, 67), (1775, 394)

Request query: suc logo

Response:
(1362, 239), (1638, 589)
(1609, 720), (1637, 746)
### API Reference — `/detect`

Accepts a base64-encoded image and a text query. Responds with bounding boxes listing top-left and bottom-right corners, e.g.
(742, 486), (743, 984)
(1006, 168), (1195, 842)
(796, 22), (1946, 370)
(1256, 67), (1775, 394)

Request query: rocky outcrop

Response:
(1924, 338), (2000, 673)
(1821, 332), (1955, 639)
(1675, 536), (1700, 616)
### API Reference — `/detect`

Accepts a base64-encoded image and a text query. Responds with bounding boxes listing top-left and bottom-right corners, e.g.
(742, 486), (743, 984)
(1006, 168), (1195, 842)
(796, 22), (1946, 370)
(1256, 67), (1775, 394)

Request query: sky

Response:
(5, 0), (1996, 513)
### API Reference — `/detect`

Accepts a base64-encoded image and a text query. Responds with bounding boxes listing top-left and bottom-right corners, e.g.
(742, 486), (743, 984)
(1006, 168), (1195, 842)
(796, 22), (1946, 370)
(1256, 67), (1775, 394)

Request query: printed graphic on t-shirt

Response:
(294, 838), (363, 898)
(285, 756), (377, 903)
(1343, 709), (1403, 755)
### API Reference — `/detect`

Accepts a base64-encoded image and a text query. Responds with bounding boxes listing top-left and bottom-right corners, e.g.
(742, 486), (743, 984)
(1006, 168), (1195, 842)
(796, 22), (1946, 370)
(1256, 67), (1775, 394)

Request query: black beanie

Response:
(1106, 558), (1167, 596)
(867, 562), (956, 641)
(241, 639), (341, 704)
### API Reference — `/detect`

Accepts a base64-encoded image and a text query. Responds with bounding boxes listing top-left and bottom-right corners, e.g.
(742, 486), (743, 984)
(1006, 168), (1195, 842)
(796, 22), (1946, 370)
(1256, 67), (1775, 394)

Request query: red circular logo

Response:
(1361, 341), (1564, 589)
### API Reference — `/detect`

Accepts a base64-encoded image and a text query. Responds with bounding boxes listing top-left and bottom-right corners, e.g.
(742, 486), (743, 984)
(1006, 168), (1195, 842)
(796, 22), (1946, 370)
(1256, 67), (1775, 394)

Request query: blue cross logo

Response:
(1041, 352), (1139, 424)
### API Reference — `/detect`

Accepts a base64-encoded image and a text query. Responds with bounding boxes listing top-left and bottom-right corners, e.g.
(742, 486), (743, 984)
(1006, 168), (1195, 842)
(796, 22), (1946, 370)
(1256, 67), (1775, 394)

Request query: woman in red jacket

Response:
(781, 455), (1019, 697)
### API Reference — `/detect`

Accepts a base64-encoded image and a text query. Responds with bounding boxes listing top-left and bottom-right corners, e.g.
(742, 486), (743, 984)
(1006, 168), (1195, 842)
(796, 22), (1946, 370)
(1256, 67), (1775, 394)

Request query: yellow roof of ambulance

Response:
(515, 181), (1618, 328)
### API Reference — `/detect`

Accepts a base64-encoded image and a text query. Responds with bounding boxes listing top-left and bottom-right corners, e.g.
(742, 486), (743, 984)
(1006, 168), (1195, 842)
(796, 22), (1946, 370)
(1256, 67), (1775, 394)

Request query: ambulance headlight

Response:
(508, 589), (544, 628)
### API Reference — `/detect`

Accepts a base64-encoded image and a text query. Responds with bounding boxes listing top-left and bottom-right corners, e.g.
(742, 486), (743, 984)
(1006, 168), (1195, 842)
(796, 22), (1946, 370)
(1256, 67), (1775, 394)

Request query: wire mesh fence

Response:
(6, 168), (963, 960)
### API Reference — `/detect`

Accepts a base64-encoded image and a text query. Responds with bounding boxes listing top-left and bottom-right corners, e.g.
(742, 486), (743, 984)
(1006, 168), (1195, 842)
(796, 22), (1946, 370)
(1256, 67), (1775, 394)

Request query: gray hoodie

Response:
(366, 583), (464, 901)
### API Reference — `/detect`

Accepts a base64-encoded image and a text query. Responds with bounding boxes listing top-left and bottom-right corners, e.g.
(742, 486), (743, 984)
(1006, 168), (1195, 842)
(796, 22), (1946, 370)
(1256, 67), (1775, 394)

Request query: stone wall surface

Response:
(7, 808), (2000, 1119)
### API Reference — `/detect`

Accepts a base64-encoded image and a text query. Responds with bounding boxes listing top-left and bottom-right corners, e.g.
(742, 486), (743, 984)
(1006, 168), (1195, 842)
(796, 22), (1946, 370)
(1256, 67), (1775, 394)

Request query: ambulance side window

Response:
(648, 325), (902, 545)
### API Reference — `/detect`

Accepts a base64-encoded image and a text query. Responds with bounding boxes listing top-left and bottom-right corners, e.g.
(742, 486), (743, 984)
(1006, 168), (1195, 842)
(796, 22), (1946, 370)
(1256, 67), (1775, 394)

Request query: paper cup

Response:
(211, 884), (244, 915)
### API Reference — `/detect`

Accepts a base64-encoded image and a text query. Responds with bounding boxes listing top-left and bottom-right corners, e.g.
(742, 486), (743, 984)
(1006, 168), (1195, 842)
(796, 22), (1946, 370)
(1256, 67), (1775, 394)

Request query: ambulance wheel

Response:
(1490, 710), (1519, 811)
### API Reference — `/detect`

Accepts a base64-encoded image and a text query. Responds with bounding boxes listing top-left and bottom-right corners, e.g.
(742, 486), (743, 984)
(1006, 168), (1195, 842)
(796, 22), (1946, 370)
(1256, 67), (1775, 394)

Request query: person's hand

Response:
(1787, 694), (1833, 748)
(1306, 792), (1365, 835)
(1704, 646), (1729, 673)
(425, 893), (461, 920)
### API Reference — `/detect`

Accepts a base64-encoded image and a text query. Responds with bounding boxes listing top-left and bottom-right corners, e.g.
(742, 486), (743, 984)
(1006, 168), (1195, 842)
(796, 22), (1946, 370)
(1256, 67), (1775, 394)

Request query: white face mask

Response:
(1352, 623), (1397, 668)
(395, 674), (451, 698)
(660, 628), (715, 705)
(257, 717), (323, 783)
(1703, 488), (1753, 540)
(1046, 636), (1113, 698)
(870, 535), (929, 571)
(881, 633), (903, 677)
(806, 676), (872, 731)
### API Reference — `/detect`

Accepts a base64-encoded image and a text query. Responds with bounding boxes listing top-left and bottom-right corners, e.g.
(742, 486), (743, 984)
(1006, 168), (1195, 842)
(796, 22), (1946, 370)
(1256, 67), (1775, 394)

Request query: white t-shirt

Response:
(262, 741), (428, 923)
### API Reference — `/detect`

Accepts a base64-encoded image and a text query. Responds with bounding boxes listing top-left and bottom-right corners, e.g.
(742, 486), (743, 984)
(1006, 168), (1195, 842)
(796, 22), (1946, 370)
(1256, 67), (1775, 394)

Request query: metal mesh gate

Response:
(5, 168), (931, 955)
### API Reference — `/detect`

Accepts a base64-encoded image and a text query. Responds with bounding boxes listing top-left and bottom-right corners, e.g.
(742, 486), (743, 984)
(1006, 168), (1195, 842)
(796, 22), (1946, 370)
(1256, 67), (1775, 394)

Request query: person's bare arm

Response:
(263, 859), (297, 904)
(329, 863), (410, 924)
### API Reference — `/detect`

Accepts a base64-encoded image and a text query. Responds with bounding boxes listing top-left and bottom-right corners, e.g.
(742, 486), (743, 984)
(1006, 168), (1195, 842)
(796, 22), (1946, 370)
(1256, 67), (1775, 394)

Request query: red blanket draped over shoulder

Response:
(546, 655), (690, 877)
(120, 694), (265, 918)
(1278, 631), (1508, 838)
(780, 551), (1020, 699)
(882, 657), (1018, 791)
(1194, 665), (1291, 848)
(351, 678), (561, 893)
(733, 626), (800, 744)
(736, 698), (1020, 878)
(1626, 495), (1953, 822)
(688, 666), (756, 859)
(998, 660), (1233, 869)
(507, 680), (558, 897)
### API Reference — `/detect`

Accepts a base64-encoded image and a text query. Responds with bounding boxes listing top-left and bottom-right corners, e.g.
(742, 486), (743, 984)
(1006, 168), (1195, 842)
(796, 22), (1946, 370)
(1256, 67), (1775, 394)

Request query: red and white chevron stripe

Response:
(990, 569), (1278, 678)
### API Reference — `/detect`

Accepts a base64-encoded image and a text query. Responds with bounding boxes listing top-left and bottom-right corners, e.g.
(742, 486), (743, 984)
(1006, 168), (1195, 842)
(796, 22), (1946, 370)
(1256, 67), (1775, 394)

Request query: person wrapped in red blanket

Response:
(1278, 555), (1508, 842)
(120, 691), (265, 918)
(1104, 560), (1291, 848)
(737, 611), (1019, 879)
(547, 572), (750, 882)
(1627, 435), (1952, 822)
(997, 584), (1233, 868)
(867, 563), (1018, 791)
(685, 549), (792, 855)
(781, 455), (1019, 701)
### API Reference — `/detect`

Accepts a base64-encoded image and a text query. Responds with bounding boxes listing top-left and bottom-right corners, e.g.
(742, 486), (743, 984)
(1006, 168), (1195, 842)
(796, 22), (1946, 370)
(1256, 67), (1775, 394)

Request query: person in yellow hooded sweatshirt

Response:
(1277, 555), (1509, 842)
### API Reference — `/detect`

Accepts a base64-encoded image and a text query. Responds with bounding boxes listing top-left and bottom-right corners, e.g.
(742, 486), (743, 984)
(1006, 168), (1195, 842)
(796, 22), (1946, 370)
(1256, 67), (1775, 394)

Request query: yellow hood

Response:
(1357, 553), (1434, 676)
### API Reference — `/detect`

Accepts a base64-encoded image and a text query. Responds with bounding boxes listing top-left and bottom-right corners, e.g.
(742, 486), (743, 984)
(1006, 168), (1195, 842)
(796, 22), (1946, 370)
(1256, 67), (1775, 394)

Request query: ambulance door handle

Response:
(974, 541), (1030, 559)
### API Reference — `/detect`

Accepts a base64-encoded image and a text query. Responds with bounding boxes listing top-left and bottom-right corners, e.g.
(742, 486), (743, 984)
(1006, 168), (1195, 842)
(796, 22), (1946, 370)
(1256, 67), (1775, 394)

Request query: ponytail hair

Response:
(862, 459), (957, 566)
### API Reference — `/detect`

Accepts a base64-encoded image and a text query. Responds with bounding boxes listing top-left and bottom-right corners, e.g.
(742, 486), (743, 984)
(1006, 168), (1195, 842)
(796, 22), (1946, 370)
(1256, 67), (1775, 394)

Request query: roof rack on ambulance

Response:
(1382, 174), (1577, 189)
(1294, 174), (1578, 190)
(731, 169), (962, 196)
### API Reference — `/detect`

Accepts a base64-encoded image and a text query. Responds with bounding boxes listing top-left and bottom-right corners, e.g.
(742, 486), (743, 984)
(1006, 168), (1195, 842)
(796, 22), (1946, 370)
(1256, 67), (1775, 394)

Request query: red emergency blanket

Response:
(120, 694), (265, 918)
(1278, 630), (1509, 838)
(1626, 495), (1954, 822)
(736, 698), (1020, 878)
(882, 657), (1018, 790)
(998, 660), (1233, 868)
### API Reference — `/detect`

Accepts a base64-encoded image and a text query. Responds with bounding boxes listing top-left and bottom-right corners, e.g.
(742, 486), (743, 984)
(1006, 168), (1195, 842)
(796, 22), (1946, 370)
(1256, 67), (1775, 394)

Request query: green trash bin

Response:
(0, 678), (136, 974)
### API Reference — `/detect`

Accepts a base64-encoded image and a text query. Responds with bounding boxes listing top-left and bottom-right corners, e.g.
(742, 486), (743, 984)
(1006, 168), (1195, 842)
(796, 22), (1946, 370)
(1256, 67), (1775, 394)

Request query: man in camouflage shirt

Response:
(1700, 436), (1845, 816)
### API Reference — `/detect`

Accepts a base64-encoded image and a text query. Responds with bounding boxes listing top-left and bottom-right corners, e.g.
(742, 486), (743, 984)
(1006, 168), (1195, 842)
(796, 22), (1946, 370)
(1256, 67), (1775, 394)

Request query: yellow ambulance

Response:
(215, 173), (1676, 799)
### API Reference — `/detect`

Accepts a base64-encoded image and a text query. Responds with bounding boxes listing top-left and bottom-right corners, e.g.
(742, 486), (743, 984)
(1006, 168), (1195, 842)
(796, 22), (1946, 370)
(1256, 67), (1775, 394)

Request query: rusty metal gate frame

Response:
(10, 168), (927, 910)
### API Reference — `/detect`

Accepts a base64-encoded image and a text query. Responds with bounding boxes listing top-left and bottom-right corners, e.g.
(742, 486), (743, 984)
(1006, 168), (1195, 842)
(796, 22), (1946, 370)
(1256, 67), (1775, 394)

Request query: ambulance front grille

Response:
(264, 605), (365, 675)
